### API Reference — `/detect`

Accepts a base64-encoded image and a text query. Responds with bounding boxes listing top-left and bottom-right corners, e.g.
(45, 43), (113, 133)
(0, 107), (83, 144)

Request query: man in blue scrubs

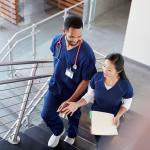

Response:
(41, 15), (97, 148)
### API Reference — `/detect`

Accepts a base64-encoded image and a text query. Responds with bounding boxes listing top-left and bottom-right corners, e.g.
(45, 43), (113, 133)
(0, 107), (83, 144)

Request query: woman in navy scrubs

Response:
(41, 15), (97, 148)
(61, 53), (134, 150)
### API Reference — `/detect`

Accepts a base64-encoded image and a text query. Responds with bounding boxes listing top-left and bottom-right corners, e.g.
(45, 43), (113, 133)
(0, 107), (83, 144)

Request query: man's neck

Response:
(66, 40), (79, 51)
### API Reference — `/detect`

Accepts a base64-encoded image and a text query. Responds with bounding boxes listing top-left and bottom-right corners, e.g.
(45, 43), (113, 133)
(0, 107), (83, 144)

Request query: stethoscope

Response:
(54, 34), (81, 70)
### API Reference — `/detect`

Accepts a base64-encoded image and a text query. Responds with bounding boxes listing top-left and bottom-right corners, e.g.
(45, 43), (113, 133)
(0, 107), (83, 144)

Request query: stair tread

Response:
(38, 122), (95, 150)
(0, 133), (48, 150)
(24, 125), (79, 150)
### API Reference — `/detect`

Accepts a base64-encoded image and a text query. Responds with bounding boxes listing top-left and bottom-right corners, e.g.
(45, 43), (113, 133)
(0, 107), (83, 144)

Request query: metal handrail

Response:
(11, 63), (38, 143)
(0, 60), (51, 143)
(3, 80), (48, 142)
(0, 59), (50, 85)
(0, 1), (84, 57)
(0, 75), (50, 85)
(0, 81), (47, 92)
(0, 60), (52, 66)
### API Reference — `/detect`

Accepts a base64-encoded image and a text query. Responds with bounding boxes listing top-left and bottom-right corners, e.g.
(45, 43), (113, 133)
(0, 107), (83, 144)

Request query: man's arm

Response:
(57, 80), (89, 112)
(67, 80), (89, 102)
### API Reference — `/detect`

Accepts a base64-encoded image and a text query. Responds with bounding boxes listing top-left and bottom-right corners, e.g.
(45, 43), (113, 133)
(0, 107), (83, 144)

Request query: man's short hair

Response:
(64, 15), (83, 30)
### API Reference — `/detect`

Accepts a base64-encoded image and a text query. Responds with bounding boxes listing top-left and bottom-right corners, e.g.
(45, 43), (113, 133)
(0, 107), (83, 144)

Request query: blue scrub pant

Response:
(41, 89), (81, 138)
(95, 135), (101, 150)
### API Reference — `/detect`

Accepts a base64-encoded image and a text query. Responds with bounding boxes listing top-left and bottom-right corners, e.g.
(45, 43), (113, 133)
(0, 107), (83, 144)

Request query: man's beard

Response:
(66, 38), (79, 47)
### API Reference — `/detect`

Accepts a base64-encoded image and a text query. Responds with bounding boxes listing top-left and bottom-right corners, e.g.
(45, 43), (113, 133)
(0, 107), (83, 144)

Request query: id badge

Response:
(65, 68), (74, 79)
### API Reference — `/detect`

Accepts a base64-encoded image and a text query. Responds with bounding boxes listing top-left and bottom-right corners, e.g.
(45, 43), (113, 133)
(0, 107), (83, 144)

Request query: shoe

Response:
(64, 135), (75, 145)
(48, 129), (65, 148)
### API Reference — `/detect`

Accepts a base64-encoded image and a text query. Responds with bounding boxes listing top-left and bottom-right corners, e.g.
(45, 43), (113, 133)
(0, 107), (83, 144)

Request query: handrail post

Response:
(7, 63), (38, 144)
(63, 8), (69, 21)
(8, 40), (14, 79)
(87, 0), (96, 30)
(31, 24), (37, 60)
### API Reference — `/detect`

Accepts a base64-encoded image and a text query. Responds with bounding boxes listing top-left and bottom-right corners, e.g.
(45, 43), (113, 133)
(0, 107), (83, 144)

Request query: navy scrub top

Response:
(90, 72), (133, 115)
(49, 33), (97, 97)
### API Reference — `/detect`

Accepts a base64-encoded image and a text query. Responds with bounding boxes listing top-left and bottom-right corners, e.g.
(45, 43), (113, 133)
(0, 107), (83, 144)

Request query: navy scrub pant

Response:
(95, 135), (101, 150)
(41, 89), (81, 138)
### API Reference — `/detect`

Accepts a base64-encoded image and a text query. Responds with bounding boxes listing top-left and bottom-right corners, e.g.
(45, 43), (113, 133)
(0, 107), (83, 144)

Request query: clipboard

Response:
(90, 111), (118, 135)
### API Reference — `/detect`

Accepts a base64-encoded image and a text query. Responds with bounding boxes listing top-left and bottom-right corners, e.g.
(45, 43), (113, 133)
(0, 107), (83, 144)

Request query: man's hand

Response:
(57, 80), (89, 114)
(57, 101), (69, 113)
(61, 102), (79, 116)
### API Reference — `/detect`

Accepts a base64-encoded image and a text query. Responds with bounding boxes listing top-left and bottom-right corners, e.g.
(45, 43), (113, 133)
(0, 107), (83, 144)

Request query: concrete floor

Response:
(84, 0), (131, 54)
(0, 0), (150, 150)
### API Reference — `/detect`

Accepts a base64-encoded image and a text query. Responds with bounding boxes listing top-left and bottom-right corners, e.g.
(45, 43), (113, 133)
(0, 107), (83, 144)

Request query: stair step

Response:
(0, 138), (20, 150)
(38, 122), (95, 150)
(60, 116), (96, 144)
(23, 125), (51, 146)
(77, 126), (95, 145)
(24, 125), (79, 150)
(0, 133), (48, 150)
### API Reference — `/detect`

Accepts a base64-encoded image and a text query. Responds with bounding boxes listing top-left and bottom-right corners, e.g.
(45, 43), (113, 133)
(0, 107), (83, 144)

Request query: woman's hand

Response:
(113, 116), (120, 128)
(61, 102), (79, 116)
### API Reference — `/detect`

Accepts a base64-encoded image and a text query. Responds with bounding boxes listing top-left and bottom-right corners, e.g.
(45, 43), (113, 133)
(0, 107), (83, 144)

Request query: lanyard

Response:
(73, 41), (81, 69)
(65, 40), (81, 70)
(55, 34), (81, 69)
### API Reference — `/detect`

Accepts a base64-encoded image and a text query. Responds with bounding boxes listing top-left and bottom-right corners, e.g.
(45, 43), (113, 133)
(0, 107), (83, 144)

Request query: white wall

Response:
(123, 0), (150, 66)
(95, 0), (126, 18)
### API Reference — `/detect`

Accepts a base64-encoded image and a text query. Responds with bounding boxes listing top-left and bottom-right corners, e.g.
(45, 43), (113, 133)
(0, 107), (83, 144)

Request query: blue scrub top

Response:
(90, 72), (133, 115)
(49, 33), (97, 97)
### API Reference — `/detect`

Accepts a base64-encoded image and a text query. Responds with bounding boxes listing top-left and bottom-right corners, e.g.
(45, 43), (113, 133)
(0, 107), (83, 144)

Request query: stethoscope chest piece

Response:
(73, 64), (77, 70)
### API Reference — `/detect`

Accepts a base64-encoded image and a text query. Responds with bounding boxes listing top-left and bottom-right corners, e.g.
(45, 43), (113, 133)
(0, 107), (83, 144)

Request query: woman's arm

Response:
(113, 98), (133, 127)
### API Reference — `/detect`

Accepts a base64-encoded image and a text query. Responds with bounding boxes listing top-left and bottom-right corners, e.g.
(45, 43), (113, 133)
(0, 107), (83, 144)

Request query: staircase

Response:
(0, 106), (96, 150)
(0, 1), (103, 149)
(0, 59), (97, 150)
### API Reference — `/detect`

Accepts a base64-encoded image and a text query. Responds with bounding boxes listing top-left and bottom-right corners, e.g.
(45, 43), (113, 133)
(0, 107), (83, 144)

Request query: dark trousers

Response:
(95, 135), (101, 150)
(41, 89), (81, 138)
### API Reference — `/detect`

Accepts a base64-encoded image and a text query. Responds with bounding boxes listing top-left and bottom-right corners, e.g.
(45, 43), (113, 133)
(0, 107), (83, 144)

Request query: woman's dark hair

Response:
(105, 53), (128, 80)
(64, 15), (83, 30)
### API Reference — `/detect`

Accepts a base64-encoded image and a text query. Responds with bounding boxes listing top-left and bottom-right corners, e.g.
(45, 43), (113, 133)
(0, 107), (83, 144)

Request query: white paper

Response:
(59, 113), (68, 120)
(91, 111), (118, 135)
